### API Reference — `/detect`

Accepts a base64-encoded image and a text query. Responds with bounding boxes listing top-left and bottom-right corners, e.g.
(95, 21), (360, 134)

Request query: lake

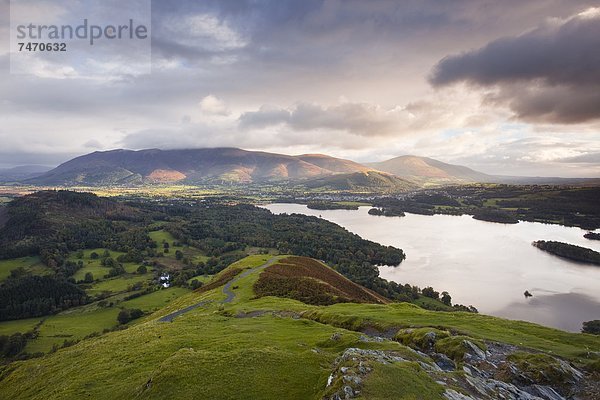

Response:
(264, 203), (600, 332)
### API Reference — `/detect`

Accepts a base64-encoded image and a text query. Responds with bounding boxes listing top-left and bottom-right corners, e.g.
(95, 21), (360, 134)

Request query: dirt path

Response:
(158, 300), (212, 322)
(221, 257), (278, 304)
(158, 257), (277, 322)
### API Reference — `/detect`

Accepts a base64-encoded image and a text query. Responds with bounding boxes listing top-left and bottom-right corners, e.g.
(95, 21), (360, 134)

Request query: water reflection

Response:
(494, 292), (600, 332)
(264, 203), (600, 332)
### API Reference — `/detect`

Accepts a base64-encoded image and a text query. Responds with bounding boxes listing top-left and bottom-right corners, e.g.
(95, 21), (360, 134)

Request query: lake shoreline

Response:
(264, 203), (600, 332)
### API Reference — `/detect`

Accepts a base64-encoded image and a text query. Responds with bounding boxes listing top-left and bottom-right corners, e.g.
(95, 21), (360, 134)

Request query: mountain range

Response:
(0, 165), (52, 182)
(2, 147), (595, 188)
(24, 148), (372, 186)
(367, 155), (493, 185)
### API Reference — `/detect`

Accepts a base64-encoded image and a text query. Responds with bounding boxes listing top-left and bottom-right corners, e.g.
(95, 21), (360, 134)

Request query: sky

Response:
(1, 0), (599, 177)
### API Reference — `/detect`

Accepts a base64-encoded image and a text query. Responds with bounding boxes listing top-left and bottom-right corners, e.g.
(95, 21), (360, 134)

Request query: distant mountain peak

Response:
(367, 155), (492, 184)
(27, 148), (374, 186)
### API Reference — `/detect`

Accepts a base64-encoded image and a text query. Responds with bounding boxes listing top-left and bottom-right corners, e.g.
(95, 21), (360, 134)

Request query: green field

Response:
(149, 230), (210, 265)
(149, 230), (180, 245)
(86, 274), (152, 296)
(0, 317), (42, 336)
(25, 306), (121, 353)
(0, 257), (50, 282)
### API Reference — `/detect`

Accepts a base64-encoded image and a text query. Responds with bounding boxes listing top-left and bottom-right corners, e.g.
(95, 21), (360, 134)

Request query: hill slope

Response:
(303, 171), (417, 192)
(367, 155), (493, 185)
(254, 256), (390, 305)
(27, 148), (372, 186)
(0, 190), (146, 258)
(0, 254), (597, 400)
(0, 166), (51, 183)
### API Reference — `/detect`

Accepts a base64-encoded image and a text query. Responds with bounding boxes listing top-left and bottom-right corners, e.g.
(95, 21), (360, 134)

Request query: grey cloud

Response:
(239, 102), (400, 136)
(486, 84), (600, 124)
(559, 152), (600, 163)
(0, 152), (76, 168)
(84, 139), (104, 149)
(430, 8), (600, 123)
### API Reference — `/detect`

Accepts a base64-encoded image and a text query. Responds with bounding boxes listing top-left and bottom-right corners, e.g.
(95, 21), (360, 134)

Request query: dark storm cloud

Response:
(430, 8), (600, 123)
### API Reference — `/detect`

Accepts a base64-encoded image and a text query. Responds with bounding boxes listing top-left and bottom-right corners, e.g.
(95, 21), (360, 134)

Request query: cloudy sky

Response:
(1, 0), (599, 177)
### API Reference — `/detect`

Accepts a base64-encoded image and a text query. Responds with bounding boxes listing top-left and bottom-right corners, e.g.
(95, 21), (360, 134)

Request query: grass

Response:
(335, 201), (371, 207)
(505, 352), (573, 385)
(254, 256), (389, 305)
(0, 257), (50, 282)
(25, 305), (121, 353)
(121, 288), (190, 313)
(0, 288), (192, 353)
(360, 362), (445, 400)
(214, 254), (277, 303)
(1, 254), (599, 399)
(0, 313), (365, 399)
(148, 230), (180, 246)
(86, 274), (151, 296)
(186, 274), (213, 285)
(395, 327), (450, 349)
(302, 303), (600, 364)
(149, 230), (210, 266)
(0, 318), (42, 336)
(413, 295), (453, 311)
(434, 335), (486, 362)
(67, 248), (125, 281)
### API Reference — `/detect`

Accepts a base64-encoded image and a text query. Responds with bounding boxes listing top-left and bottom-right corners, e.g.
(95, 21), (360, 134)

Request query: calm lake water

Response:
(264, 203), (600, 332)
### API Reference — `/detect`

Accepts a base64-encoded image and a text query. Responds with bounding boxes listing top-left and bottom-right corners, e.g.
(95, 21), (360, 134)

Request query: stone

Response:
(433, 353), (456, 371)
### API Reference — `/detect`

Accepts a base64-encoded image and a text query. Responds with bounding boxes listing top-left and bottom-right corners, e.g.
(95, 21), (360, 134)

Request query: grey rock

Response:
(342, 385), (354, 398)
(527, 385), (566, 400)
(443, 389), (477, 400)
(433, 353), (456, 371)
(463, 340), (486, 361)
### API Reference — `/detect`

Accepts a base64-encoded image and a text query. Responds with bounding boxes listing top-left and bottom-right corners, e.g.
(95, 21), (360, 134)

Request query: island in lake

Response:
(532, 240), (600, 266)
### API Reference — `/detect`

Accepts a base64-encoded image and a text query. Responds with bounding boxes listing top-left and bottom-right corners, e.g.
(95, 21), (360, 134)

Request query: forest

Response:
(366, 186), (600, 228)
(0, 190), (470, 324)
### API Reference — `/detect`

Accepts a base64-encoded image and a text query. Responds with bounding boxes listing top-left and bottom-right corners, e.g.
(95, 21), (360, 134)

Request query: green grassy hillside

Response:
(0, 255), (598, 399)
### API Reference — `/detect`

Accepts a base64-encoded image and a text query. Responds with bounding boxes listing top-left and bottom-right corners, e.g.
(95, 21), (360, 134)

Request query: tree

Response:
(1, 333), (27, 357)
(84, 272), (94, 283)
(190, 279), (202, 290)
(90, 252), (99, 260)
(422, 287), (439, 300)
(137, 265), (147, 274)
(175, 250), (183, 260)
(582, 320), (600, 335)
(117, 308), (143, 324)
(9, 267), (27, 280)
(441, 291), (452, 306)
(106, 263), (125, 278)
(117, 309), (130, 324)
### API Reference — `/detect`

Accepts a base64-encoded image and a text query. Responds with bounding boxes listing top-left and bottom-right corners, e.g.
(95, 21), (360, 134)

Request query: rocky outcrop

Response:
(324, 327), (591, 400)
